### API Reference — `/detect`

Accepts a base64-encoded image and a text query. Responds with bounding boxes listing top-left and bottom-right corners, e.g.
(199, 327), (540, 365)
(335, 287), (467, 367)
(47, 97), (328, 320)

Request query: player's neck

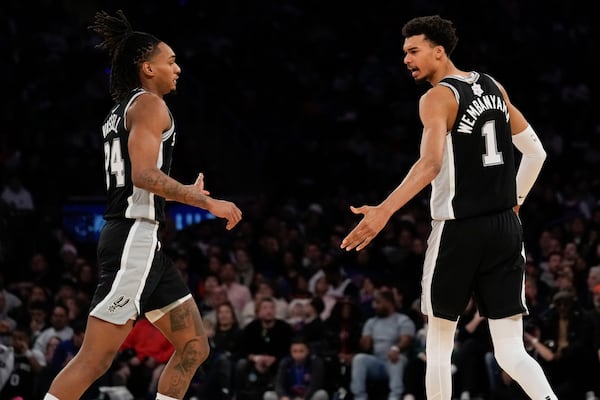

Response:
(430, 61), (462, 86)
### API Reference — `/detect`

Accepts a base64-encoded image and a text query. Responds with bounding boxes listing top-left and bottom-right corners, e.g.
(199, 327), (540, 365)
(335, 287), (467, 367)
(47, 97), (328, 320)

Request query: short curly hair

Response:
(402, 15), (458, 57)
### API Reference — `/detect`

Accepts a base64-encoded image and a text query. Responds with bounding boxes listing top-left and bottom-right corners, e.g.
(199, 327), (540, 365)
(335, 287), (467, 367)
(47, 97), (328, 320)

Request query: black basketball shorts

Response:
(90, 219), (191, 324)
(421, 208), (528, 321)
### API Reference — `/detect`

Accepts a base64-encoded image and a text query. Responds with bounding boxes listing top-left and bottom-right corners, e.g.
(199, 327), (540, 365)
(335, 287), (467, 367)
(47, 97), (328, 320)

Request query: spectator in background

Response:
(350, 290), (415, 400)
(0, 174), (34, 212)
(203, 284), (231, 326)
(0, 328), (44, 400)
(26, 301), (50, 346)
(452, 298), (492, 400)
(235, 297), (293, 400)
(234, 248), (255, 287)
(323, 296), (363, 397)
(312, 274), (337, 321)
(523, 275), (550, 321)
(33, 304), (73, 355)
(199, 301), (244, 400)
(240, 279), (288, 328)
(0, 291), (17, 346)
(539, 289), (593, 398)
(0, 272), (22, 315)
(197, 273), (223, 315)
(220, 261), (252, 318)
(299, 297), (327, 356)
(582, 265), (600, 309)
(35, 336), (63, 398)
(264, 335), (329, 400)
(583, 284), (600, 399)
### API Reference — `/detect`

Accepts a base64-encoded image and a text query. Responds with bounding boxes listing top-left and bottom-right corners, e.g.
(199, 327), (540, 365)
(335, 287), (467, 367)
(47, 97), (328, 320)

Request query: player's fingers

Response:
(195, 172), (204, 185)
(349, 205), (366, 215)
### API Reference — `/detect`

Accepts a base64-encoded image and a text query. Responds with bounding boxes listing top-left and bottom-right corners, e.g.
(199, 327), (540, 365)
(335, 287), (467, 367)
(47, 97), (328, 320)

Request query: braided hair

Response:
(89, 10), (162, 102)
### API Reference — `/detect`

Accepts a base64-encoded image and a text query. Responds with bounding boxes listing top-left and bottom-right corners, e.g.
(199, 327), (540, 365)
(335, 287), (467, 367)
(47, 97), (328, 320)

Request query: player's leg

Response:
(424, 316), (458, 400)
(479, 210), (557, 399)
(488, 316), (557, 400)
(151, 297), (209, 399)
(421, 219), (477, 399)
(44, 316), (134, 400)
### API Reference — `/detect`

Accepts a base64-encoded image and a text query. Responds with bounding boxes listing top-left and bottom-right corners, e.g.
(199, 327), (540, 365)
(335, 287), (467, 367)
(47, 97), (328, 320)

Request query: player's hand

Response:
(165, 172), (210, 202)
(192, 172), (211, 196)
(340, 205), (389, 251)
(513, 204), (521, 215)
(207, 198), (242, 230)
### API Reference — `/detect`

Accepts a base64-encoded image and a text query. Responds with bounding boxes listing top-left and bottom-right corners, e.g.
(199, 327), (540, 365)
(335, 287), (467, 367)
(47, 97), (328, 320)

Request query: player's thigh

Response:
(474, 210), (526, 319)
(151, 298), (208, 353)
(422, 219), (483, 321)
(78, 316), (134, 363)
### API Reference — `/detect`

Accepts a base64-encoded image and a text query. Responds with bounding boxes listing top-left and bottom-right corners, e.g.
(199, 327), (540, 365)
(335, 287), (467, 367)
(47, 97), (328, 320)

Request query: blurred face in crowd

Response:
(524, 278), (538, 301)
(257, 299), (275, 323)
(50, 305), (69, 329)
(217, 303), (236, 328)
(219, 263), (237, 284)
(257, 282), (274, 299)
(372, 292), (394, 318)
(30, 285), (49, 303)
(210, 286), (228, 308)
(593, 290), (600, 311)
(291, 342), (309, 364)
(587, 268), (600, 291)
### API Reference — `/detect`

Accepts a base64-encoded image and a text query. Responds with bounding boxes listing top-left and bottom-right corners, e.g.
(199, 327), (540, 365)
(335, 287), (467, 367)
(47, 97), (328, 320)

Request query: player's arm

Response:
(497, 83), (546, 208)
(378, 85), (450, 213)
(340, 87), (450, 251)
(127, 93), (211, 210)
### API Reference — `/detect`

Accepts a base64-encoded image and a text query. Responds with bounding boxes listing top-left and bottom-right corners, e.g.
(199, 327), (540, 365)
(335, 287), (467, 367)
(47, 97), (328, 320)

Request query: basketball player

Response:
(43, 10), (242, 400)
(341, 15), (557, 400)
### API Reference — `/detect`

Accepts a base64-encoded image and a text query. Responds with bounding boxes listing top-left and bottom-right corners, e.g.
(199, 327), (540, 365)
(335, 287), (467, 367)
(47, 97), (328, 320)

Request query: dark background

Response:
(1, 0), (598, 270)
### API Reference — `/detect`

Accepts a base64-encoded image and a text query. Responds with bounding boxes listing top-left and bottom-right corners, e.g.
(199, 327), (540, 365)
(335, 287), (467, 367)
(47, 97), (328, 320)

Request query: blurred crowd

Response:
(1, 0), (600, 399)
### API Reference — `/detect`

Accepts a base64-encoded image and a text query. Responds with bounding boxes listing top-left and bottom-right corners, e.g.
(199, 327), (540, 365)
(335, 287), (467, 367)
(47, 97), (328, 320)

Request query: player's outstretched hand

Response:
(208, 198), (242, 230)
(340, 205), (389, 251)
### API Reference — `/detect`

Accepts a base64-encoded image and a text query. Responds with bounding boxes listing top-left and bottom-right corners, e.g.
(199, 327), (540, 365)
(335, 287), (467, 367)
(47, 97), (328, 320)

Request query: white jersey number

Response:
(481, 120), (504, 166)
(104, 138), (126, 189)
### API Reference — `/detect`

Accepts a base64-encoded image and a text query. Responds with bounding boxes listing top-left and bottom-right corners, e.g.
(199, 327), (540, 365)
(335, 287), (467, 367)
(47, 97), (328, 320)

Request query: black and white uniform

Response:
(90, 88), (191, 325)
(421, 72), (528, 321)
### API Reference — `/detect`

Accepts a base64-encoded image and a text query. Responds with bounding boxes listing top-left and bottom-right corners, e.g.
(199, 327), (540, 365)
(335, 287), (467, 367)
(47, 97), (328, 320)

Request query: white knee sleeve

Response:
(489, 316), (557, 400)
(425, 316), (457, 400)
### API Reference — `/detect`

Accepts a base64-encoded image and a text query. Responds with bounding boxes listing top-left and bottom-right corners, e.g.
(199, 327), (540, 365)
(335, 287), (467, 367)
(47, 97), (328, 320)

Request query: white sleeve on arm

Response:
(512, 125), (546, 205)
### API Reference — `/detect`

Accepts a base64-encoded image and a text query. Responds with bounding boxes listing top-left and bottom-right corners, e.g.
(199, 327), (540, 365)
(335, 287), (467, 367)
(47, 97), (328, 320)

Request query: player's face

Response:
(148, 42), (181, 95)
(403, 34), (439, 84)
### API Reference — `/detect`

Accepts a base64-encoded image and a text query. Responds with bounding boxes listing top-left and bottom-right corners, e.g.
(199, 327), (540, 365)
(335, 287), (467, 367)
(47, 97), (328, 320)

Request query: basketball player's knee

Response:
(493, 345), (526, 376)
(178, 334), (210, 369)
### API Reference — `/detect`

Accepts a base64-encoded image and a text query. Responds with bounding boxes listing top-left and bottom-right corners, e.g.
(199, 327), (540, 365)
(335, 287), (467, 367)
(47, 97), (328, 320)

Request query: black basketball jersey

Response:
(429, 72), (517, 220)
(101, 88), (176, 223)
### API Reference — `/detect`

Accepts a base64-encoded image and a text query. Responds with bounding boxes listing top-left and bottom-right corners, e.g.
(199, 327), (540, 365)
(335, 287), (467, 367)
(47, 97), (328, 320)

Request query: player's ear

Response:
(435, 45), (444, 59)
(142, 61), (153, 76)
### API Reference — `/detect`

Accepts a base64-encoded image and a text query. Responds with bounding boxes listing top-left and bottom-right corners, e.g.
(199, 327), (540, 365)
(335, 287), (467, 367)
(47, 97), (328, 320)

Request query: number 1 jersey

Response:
(430, 72), (517, 220)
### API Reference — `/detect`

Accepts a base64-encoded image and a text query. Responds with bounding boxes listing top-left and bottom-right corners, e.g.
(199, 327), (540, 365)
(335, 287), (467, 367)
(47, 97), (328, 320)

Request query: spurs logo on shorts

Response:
(108, 295), (131, 312)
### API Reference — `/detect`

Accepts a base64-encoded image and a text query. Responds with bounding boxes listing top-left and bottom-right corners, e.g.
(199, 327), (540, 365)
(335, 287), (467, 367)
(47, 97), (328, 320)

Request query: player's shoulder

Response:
(420, 84), (456, 107)
(128, 91), (169, 117)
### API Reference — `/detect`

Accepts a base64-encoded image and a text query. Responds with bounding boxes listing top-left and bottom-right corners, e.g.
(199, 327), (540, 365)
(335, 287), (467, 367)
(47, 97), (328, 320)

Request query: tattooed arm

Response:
(127, 92), (241, 230)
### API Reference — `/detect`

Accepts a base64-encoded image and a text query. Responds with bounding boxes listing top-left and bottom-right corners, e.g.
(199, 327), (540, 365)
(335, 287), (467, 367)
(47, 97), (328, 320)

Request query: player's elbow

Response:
(130, 167), (155, 190)
(422, 158), (442, 180)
